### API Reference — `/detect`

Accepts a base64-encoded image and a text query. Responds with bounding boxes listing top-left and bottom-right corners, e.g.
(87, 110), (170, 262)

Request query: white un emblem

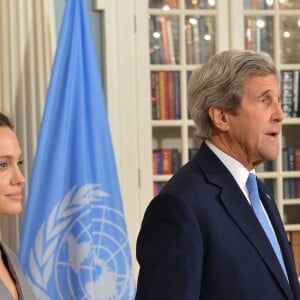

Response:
(27, 184), (135, 300)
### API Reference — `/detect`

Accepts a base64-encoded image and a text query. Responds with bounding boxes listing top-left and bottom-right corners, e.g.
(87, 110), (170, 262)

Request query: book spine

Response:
(160, 16), (171, 64)
(159, 71), (166, 119)
(161, 148), (173, 174)
(168, 72), (175, 119)
(173, 71), (181, 119)
(290, 231), (300, 277)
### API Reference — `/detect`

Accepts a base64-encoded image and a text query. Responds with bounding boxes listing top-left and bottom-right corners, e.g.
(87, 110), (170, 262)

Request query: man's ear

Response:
(208, 106), (229, 131)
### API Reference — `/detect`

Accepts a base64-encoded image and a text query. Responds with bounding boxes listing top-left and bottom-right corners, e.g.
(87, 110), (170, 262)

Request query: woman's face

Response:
(0, 126), (25, 215)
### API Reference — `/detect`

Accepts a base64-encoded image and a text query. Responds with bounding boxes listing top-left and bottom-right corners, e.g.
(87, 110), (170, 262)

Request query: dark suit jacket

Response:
(0, 241), (36, 300)
(136, 142), (300, 300)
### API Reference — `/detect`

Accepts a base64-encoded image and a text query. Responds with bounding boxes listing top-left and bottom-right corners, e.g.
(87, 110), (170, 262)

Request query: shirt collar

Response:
(205, 140), (254, 201)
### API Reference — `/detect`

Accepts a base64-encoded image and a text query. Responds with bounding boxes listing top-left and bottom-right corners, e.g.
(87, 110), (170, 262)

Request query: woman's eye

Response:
(17, 160), (24, 167)
(0, 162), (7, 169)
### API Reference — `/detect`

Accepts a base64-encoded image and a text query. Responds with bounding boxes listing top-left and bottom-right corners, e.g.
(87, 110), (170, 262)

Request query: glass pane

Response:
(283, 178), (300, 199)
(244, 16), (274, 57)
(255, 160), (276, 172)
(151, 71), (181, 120)
(284, 205), (300, 224)
(185, 16), (216, 64)
(149, 0), (179, 9)
(188, 126), (201, 155)
(185, 0), (217, 9)
(282, 146), (300, 171)
(186, 70), (195, 119)
(280, 70), (300, 118)
(280, 16), (300, 64)
(149, 15), (180, 65)
(279, 0), (300, 9)
(244, 0), (274, 9)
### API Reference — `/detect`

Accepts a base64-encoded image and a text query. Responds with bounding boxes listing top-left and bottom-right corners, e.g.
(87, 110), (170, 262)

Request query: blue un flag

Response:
(19, 0), (135, 299)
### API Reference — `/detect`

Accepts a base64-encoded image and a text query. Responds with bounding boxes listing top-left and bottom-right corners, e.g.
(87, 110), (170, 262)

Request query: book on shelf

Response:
(160, 16), (171, 64)
(149, 0), (179, 9)
(290, 231), (300, 277)
(161, 148), (173, 174)
(255, 160), (275, 172)
(244, 16), (274, 56)
(149, 15), (179, 65)
(153, 181), (167, 196)
(185, 0), (214, 9)
(151, 71), (180, 120)
(167, 72), (175, 119)
(281, 70), (300, 118)
(153, 148), (181, 175)
(282, 146), (300, 199)
(186, 22), (193, 64)
(149, 16), (164, 64)
(167, 19), (176, 64)
(159, 71), (167, 119)
(166, 0), (178, 9)
(151, 72), (161, 120)
(152, 149), (162, 175)
(192, 21), (201, 65)
(185, 16), (215, 65)
(244, 0), (273, 10)
(282, 146), (300, 171)
(174, 71), (181, 119)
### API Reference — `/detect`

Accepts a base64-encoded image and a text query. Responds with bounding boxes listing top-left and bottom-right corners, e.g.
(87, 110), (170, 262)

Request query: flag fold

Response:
(19, 0), (135, 299)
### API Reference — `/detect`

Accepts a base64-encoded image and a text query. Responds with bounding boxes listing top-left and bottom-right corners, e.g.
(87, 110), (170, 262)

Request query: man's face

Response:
(226, 74), (284, 170)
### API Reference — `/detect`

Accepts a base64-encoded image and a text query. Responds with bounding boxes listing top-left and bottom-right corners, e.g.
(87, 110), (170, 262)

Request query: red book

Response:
(161, 148), (173, 174)
(160, 16), (170, 64)
(295, 147), (300, 170)
(290, 231), (300, 277)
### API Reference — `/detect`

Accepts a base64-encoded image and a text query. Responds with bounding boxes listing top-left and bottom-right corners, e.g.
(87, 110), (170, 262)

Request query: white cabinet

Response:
(136, 0), (300, 240)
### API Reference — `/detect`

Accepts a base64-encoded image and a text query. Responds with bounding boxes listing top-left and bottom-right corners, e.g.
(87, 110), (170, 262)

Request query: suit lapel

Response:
(196, 143), (293, 299)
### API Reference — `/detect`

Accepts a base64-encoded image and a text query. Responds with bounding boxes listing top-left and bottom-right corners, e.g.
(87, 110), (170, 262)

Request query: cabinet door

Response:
(136, 0), (229, 213)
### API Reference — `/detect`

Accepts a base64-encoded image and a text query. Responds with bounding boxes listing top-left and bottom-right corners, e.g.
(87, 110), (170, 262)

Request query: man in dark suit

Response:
(135, 50), (300, 299)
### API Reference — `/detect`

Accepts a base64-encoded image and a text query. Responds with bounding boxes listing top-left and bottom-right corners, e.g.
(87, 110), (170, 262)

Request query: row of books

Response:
(185, 0), (215, 9)
(149, 0), (178, 9)
(185, 16), (215, 65)
(255, 160), (276, 172)
(149, 0), (217, 10)
(279, 146), (300, 199)
(152, 148), (199, 175)
(244, 16), (274, 56)
(281, 70), (300, 118)
(151, 71), (181, 120)
(149, 15), (180, 65)
(282, 146), (300, 171)
(152, 146), (300, 175)
(149, 15), (216, 65)
(151, 69), (300, 121)
(244, 0), (273, 9)
(283, 178), (300, 199)
(153, 148), (181, 175)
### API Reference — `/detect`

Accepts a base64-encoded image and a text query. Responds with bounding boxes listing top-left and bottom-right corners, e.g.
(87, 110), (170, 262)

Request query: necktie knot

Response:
(246, 173), (258, 196)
